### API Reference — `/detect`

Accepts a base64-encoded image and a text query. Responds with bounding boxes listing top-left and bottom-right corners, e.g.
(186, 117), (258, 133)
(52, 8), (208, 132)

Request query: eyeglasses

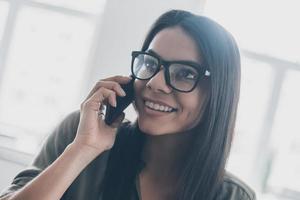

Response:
(131, 50), (210, 92)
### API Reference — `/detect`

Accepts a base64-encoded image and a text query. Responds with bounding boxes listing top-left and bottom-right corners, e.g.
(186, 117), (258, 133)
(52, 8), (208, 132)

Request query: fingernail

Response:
(120, 89), (126, 96)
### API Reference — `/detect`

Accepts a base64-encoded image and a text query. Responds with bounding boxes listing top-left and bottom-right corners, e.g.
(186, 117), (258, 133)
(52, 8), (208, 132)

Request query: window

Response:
(0, 0), (106, 154)
(267, 70), (300, 197)
(0, 1), (9, 40)
(34, 0), (106, 14)
(204, 0), (300, 199)
(226, 56), (275, 181)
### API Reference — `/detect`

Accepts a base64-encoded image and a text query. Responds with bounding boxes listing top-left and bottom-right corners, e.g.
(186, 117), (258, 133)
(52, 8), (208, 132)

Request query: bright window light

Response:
(33, 0), (107, 14)
(204, 0), (300, 63)
(0, 6), (95, 153)
(0, 1), (9, 41)
(227, 57), (274, 183)
(268, 70), (300, 193)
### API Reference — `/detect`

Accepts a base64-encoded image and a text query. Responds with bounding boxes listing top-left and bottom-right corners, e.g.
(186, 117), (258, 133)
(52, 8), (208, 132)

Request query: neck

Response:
(141, 131), (194, 181)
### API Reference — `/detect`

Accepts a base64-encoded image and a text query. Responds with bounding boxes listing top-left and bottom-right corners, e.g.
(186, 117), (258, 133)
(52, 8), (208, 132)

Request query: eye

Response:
(176, 68), (198, 81)
(144, 56), (158, 72)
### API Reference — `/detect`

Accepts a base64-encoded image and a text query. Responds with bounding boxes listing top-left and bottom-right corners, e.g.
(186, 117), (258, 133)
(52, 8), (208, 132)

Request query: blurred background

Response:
(0, 0), (299, 199)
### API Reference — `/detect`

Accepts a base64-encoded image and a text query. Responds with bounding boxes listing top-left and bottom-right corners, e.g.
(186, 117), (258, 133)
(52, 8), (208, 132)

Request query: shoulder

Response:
(59, 110), (81, 131)
(48, 110), (81, 149)
(49, 110), (81, 141)
(31, 110), (81, 168)
(217, 171), (256, 200)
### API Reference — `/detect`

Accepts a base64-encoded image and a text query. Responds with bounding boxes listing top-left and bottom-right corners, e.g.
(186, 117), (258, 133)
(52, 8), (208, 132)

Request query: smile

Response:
(144, 100), (176, 113)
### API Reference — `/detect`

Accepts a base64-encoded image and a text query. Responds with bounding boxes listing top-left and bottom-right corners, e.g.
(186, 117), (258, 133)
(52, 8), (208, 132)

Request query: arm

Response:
(5, 143), (103, 200)
(0, 110), (79, 200)
(0, 76), (131, 200)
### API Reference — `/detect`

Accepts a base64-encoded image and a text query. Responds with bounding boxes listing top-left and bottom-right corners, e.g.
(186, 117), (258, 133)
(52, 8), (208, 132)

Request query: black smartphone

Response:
(104, 77), (135, 125)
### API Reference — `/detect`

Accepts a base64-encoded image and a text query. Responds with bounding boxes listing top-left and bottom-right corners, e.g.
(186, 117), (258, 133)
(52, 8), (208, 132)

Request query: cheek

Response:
(178, 91), (207, 123)
(134, 79), (145, 94)
(133, 80), (145, 112)
(184, 99), (202, 119)
(133, 80), (142, 105)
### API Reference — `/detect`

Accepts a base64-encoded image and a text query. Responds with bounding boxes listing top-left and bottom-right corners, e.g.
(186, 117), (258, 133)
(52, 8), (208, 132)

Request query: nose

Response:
(146, 68), (172, 94)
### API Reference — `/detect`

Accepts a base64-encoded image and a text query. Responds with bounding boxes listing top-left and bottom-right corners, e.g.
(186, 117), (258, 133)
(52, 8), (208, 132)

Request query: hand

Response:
(73, 75), (132, 155)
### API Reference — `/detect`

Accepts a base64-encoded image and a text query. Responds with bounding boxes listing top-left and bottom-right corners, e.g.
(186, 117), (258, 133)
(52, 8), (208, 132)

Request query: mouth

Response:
(143, 100), (177, 113)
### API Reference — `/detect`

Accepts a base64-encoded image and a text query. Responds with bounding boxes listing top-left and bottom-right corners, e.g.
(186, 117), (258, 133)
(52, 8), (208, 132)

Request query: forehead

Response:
(148, 27), (201, 63)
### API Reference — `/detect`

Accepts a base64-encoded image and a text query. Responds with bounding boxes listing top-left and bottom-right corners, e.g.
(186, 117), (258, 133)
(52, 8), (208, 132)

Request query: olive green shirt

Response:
(0, 111), (256, 200)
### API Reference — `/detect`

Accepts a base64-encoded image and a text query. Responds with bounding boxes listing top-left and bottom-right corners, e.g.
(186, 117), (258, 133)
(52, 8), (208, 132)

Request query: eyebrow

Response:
(147, 49), (161, 58)
(147, 49), (202, 66)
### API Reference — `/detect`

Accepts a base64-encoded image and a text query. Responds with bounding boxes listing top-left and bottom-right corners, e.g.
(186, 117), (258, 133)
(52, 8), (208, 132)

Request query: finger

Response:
(110, 112), (125, 128)
(85, 76), (131, 101)
(82, 88), (116, 112)
(89, 81), (126, 99)
(92, 87), (117, 108)
(103, 75), (132, 83)
(80, 100), (101, 113)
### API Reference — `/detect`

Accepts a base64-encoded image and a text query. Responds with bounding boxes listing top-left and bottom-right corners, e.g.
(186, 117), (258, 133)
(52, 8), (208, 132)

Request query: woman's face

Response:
(134, 27), (209, 135)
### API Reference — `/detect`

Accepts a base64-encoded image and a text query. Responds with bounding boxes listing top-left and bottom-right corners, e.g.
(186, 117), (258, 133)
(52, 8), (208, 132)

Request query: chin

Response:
(138, 122), (162, 135)
(137, 120), (182, 136)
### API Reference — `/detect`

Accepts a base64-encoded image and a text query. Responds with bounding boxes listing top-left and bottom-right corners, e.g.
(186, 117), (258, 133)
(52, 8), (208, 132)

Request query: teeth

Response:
(159, 105), (164, 111)
(145, 101), (174, 112)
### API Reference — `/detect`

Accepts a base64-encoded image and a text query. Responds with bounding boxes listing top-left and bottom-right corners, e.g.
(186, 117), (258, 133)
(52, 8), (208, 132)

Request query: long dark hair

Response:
(100, 10), (241, 200)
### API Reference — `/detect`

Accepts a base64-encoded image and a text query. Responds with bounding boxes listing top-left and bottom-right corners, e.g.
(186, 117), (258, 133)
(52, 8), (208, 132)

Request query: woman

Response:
(0, 10), (256, 200)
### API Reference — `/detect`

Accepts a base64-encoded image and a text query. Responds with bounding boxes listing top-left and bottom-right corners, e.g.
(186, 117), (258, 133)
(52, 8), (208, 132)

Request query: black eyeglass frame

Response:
(131, 51), (211, 93)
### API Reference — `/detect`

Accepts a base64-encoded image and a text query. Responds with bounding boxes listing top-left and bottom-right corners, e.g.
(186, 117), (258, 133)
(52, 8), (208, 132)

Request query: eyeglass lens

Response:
(132, 53), (199, 92)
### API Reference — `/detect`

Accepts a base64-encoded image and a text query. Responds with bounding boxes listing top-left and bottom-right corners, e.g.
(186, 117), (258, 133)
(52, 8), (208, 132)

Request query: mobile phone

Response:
(104, 77), (135, 125)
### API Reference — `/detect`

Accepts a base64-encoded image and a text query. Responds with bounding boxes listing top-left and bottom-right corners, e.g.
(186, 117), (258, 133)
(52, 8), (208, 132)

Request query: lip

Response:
(142, 96), (177, 110)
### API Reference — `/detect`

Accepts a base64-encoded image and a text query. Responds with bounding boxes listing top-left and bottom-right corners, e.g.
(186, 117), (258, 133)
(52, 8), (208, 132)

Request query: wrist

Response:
(67, 142), (106, 161)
